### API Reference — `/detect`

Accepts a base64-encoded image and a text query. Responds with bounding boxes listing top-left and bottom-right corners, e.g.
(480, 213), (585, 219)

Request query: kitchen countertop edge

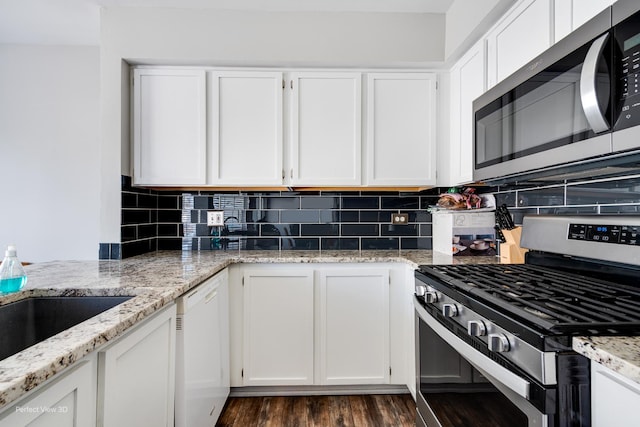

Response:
(573, 336), (640, 384)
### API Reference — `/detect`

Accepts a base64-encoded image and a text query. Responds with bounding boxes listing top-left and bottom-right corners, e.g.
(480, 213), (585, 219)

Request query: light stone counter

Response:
(0, 250), (496, 409)
(573, 336), (640, 384)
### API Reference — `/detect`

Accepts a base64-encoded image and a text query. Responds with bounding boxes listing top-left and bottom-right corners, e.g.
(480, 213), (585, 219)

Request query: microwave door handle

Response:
(579, 32), (610, 134)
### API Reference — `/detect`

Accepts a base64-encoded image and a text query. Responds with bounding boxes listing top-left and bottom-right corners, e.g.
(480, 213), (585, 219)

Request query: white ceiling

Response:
(0, 0), (455, 46)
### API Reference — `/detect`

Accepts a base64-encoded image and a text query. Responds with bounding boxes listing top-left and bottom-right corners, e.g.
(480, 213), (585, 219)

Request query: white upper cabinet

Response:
(290, 72), (362, 186)
(133, 69), (206, 186)
(554, 0), (616, 42)
(208, 71), (283, 186)
(448, 41), (486, 186)
(366, 73), (437, 186)
(486, 0), (553, 88)
(133, 68), (441, 188)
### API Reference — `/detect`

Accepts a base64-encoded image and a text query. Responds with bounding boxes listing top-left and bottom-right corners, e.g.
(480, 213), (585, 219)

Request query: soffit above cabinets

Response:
(96, 0), (455, 13)
(0, 0), (455, 46)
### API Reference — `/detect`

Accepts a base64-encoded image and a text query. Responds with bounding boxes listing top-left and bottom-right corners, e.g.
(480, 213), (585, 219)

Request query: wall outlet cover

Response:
(207, 211), (224, 226)
(391, 213), (409, 225)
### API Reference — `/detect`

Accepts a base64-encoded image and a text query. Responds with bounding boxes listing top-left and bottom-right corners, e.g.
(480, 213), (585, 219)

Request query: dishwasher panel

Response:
(175, 269), (229, 427)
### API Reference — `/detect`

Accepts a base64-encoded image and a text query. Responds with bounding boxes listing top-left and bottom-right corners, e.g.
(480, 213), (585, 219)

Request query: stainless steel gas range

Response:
(414, 215), (640, 427)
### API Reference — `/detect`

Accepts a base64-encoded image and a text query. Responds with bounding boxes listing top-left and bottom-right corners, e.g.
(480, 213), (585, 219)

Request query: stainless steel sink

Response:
(0, 296), (132, 361)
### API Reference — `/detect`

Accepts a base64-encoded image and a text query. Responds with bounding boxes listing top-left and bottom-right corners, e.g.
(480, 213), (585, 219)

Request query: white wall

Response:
(98, 7), (446, 243)
(0, 44), (100, 262)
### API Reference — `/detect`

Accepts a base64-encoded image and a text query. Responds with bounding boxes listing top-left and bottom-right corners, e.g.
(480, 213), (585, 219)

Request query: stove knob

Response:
(442, 303), (458, 317)
(424, 292), (439, 304)
(467, 320), (486, 336)
(415, 285), (427, 297)
(488, 333), (510, 353)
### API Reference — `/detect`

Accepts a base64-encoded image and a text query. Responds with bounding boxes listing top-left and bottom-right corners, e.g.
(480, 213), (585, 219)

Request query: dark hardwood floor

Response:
(216, 394), (416, 427)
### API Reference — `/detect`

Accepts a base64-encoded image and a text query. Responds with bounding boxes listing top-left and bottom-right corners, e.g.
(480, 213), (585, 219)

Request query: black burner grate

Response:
(419, 264), (640, 335)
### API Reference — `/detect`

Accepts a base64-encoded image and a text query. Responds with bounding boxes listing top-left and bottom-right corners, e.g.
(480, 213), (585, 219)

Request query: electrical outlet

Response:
(207, 211), (224, 226)
(391, 213), (409, 225)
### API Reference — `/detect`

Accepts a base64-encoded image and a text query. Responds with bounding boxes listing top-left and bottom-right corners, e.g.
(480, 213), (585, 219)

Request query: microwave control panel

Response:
(615, 12), (640, 130)
(568, 223), (640, 245)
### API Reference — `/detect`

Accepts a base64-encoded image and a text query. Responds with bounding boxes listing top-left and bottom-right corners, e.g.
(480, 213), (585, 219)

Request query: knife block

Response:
(500, 227), (528, 264)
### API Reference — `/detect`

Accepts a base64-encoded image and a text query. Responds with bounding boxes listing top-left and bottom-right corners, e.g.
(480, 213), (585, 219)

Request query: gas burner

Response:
(418, 263), (640, 335)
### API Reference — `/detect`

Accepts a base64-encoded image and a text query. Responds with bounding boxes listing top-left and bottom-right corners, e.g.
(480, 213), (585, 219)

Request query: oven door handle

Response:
(579, 32), (610, 134)
(415, 299), (530, 400)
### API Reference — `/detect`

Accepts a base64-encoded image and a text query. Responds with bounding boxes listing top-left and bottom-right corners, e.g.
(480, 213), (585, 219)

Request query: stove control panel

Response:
(568, 223), (640, 245)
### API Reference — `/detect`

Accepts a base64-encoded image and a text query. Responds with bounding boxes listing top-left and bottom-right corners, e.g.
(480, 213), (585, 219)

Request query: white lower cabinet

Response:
(0, 355), (97, 427)
(97, 304), (176, 427)
(591, 362), (640, 426)
(317, 268), (389, 385)
(242, 269), (315, 386)
(234, 263), (412, 391)
(0, 303), (178, 427)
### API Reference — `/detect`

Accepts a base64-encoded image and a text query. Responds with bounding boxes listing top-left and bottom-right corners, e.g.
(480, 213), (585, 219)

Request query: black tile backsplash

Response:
(494, 174), (640, 226)
(381, 224), (419, 236)
(401, 237), (433, 250)
(102, 176), (182, 259)
(362, 238), (399, 250)
(301, 224), (339, 236)
(516, 187), (565, 207)
(321, 238), (359, 250)
(341, 224), (380, 236)
(381, 196), (420, 209)
(108, 173), (640, 259)
(181, 191), (439, 252)
(360, 211), (394, 223)
(342, 197), (379, 209)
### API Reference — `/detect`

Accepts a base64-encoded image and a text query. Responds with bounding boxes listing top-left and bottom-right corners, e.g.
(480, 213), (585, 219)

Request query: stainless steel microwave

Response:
(473, 0), (640, 183)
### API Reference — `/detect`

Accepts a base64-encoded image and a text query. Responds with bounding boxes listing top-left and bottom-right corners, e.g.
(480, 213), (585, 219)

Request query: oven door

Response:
(414, 298), (547, 427)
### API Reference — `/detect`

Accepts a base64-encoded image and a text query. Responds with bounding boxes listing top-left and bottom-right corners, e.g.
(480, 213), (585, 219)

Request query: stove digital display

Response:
(568, 223), (639, 245)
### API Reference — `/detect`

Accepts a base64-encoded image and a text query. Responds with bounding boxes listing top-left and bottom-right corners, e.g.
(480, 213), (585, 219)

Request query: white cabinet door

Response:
(133, 69), (206, 186)
(0, 356), (97, 427)
(448, 41), (486, 186)
(98, 304), (176, 427)
(486, 0), (553, 88)
(317, 268), (389, 385)
(290, 72), (362, 186)
(243, 269), (314, 385)
(592, 362), (640, 426)
(366, 73), (437, 186)
(209, 71), (284, 186)
(554, 0), (615, 43)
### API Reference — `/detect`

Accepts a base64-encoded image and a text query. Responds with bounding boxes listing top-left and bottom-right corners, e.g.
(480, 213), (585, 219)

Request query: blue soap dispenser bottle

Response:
(0, 245), (27, 294)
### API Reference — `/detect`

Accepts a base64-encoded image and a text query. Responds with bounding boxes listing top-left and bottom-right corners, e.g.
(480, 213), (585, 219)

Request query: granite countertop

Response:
(0, 249), (497, 409)
(573, 336), (640, 384)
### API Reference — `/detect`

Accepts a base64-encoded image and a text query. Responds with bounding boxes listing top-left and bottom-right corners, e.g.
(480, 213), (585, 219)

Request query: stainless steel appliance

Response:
(414, 215), (640, 427)
(473, 0), (640, 183)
